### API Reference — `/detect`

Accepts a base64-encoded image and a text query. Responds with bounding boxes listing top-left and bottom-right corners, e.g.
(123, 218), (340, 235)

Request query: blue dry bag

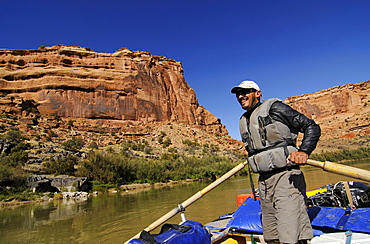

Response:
(128, 220), (211, 244)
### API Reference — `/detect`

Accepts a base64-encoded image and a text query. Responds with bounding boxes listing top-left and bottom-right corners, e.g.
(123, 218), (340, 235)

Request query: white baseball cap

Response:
(231, 80), (260, 93)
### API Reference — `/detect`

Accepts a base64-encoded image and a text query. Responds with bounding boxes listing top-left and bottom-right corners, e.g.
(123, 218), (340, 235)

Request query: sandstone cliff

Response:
(285, 80), (370, 151)
(0, 45), (369, 154)
(0, 45), (226, 134)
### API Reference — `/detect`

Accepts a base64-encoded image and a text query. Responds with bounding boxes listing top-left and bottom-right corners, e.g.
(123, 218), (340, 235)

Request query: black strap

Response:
(139, 224), (191, 243)
(248, 165), (257, 201)
(160, 223), (191, 234)
(139, 231), (158, 244)
(258, 165), (300, 181)
(248, 141), (294, 157)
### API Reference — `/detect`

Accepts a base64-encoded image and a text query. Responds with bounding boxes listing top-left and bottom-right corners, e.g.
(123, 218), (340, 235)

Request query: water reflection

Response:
(0, 159), (369, 244)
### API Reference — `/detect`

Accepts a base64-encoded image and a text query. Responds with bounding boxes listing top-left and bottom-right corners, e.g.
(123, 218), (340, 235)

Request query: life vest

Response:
(240, 98), (298, 173)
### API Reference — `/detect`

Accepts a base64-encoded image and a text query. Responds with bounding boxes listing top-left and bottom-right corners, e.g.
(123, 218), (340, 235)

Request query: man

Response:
(231, 80), (321, 244)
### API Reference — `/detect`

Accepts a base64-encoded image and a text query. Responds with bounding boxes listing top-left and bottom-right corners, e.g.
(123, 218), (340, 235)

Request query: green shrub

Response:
(48, 130), (58, 138)
(143, 146), (153, 154)
(1, 130), (26, 143)
(168, 147), (178, 153)
(43, 155), (78, 175)
(0, 150), (29, 167)
(0, 187), (39, 201)
(162, 138), (172, 148)
(88, 141), (99, 149)
(310, 147), (370, 162)
(0, 130), (29, 168)
(160, 153), (179, 161)
(62, 137), (85, 151)
(77, 151), (136, 184)
(91, 181), (117, 192)
(67, 120), (75, 127)
(75, 150), (240, 185)
(182, 139), (200, 147)
(0, 165), (12, 186)
(0, 165), (26, 188)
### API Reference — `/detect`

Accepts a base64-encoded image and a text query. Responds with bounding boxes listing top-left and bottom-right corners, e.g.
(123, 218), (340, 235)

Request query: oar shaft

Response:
(307, 159), (370, 182)
(125, 160), (248, 243)
(198, 161), (248, 195)
(144, 192), (203, 232)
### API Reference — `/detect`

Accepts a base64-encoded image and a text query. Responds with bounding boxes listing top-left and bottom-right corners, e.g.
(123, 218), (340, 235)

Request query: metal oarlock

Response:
(178, 204), (187, 223)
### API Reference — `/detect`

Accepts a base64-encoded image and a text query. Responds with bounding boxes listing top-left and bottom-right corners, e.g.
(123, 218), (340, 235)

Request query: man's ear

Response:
(255, 90), (262, 98)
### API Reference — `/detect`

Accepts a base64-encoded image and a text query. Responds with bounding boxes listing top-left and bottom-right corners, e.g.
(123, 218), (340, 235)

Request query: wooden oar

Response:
(124, 160), (249, 243)
(307, 159), (370, 182)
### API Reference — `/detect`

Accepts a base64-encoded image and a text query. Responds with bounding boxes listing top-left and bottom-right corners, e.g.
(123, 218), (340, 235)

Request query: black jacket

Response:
(245, 100), (321, 155)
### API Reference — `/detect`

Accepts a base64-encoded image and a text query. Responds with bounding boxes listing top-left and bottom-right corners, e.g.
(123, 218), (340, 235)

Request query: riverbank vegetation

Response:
(0, 130), (246, 202)
(77, 151), (240, 185)
(310, 147), (370, 162)
(1, 129), (370, 203)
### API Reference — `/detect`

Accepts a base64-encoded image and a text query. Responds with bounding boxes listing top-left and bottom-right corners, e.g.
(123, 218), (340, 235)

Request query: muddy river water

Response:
(1, 159), (369, 244)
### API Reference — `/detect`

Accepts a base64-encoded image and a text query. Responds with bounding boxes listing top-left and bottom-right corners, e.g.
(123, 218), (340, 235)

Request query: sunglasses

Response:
(235, 89), (257, 96)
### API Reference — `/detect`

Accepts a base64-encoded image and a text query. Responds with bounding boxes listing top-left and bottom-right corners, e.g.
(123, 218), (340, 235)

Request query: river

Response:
(1, 159), (369, 244)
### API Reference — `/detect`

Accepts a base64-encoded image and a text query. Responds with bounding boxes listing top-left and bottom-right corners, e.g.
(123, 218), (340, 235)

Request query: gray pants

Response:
(258, 169), (313, 243)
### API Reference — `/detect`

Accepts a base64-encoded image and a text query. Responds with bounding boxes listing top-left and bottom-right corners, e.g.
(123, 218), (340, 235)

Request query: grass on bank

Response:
(310, 147), (370, 162)
(0, 186), (41, 202)
(77, 151), (241, 185)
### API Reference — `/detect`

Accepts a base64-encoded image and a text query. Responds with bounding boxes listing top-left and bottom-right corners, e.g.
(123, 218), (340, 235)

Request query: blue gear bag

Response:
(128, 220), (211, 244)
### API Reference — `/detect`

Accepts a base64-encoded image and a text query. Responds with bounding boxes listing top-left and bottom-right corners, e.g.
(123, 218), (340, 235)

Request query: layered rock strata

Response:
(285, 80), (370, 150)
(284, 81), (370, 120)
(0, 45), (226, 134)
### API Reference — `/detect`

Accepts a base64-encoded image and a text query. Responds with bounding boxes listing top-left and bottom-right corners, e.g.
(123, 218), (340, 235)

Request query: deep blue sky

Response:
(1, 1), (370, 139)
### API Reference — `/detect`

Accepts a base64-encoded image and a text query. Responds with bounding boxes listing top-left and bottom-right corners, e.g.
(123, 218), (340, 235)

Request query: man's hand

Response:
(289, 151), (309, 165)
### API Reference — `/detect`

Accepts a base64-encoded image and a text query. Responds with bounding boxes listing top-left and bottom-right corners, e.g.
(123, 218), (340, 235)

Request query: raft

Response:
(205, 181), (370, 244)
(127, 181), (370, 244)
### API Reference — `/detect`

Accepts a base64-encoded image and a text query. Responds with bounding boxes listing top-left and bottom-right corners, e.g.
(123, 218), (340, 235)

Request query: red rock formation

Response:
(284, 81), (370, 120)
(284, 80), (370, 150)
(0, 45), (226, 134)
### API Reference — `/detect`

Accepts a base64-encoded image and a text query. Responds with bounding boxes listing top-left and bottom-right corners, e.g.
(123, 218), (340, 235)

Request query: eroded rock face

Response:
(284, 80), (370, 150)
(284, 81), (370, 120)
(0, 45), (226, 134)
